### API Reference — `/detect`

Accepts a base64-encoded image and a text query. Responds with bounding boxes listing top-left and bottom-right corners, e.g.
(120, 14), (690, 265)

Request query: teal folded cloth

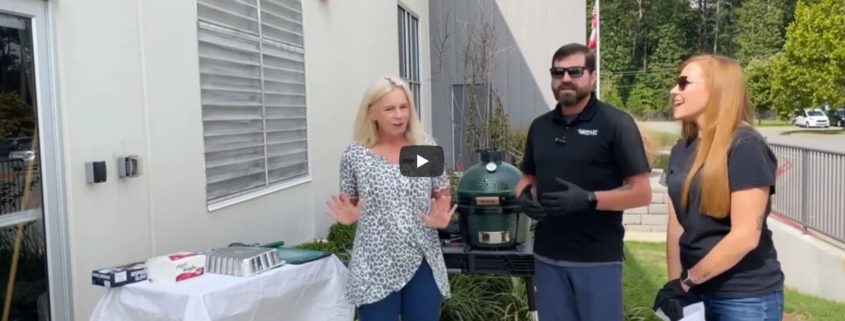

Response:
(273, 247), (330, 265)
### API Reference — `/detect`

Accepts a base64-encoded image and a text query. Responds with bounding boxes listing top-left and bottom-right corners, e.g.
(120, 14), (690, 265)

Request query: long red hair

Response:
(680, 55), (753, 219)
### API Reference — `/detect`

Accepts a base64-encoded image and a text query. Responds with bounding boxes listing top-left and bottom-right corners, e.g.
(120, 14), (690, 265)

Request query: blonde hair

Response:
(679, 54), (753, 219)
(353, 76), (425, 147)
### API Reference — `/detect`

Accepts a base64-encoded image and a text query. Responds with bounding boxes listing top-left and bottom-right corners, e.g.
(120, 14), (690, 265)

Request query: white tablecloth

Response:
(90, 255), (354, 321)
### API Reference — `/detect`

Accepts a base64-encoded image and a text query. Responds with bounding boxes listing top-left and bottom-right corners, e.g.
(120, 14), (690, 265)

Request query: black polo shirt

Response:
(522, 93), (651, 262)
(666, 126), (784, 298)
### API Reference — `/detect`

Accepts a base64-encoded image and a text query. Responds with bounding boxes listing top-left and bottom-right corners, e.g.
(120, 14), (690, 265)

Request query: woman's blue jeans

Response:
(703, 290), (784, 321)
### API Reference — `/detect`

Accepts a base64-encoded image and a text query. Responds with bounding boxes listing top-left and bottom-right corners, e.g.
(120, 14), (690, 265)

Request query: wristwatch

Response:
(680, 270), (698, 288)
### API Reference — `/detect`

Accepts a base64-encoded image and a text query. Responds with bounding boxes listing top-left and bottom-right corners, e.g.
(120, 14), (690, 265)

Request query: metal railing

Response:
(1, 158), (27, 215)
(770, 143), (845, 244)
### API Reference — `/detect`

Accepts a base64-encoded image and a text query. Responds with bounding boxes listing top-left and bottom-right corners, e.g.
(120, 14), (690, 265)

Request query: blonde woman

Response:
(326, 76), (454, 321)
(654, 55), (784, 321)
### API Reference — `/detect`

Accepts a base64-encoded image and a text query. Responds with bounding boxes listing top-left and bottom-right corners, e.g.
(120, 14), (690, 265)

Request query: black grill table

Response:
(441, 238), (538, 321)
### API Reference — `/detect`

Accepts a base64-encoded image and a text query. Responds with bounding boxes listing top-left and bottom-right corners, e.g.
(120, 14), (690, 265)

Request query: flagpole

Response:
(595, 0), (601, 100)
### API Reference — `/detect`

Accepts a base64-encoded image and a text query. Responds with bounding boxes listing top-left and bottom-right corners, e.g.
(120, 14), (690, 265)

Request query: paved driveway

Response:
(644, 122), (845, 154)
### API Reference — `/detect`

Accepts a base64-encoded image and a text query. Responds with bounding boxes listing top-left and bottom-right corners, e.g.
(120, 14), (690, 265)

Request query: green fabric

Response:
(273, 247), (330, 264)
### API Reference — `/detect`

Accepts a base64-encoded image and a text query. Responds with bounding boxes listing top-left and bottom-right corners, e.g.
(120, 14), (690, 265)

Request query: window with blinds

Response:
(197, 0), (308, 205)
(398, 6), (421, 115)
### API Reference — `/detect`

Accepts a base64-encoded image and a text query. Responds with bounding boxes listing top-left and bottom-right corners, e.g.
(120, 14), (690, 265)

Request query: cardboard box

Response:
(91, 262), (147, 288)
(146, 252), (206, 283)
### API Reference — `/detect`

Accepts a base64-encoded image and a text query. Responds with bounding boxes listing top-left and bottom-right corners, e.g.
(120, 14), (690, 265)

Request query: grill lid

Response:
(456, 148), (522, 197)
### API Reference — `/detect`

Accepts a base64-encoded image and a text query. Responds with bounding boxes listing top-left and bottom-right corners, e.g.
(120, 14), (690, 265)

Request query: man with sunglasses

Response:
(514, 43), (652, 321)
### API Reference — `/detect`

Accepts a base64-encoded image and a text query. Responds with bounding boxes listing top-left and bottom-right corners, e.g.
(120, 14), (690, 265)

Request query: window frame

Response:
(398, 4), (421, 116)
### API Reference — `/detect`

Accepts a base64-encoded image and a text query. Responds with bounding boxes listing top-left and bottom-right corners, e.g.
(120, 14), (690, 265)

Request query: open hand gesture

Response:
(420, 193), (456, 229)
(327, 193), (364, 225)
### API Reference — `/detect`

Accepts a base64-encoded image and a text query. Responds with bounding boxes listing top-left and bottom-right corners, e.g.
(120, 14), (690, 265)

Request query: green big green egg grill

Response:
(456, 149), (531, 250)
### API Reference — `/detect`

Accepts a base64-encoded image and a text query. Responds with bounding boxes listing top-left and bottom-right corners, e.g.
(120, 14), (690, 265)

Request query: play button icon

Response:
(417, 155), (429, 167)
(400, 145), (444, 177)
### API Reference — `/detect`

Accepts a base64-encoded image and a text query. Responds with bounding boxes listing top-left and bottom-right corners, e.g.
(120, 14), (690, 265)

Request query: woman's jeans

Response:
(357, 260), (442, 321)
(703, 290), (784, 321)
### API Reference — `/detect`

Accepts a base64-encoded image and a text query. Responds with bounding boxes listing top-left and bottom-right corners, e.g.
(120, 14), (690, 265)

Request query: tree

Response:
(745, 57), (775, 122)
(734, 0), (785, 65)
(0, 91), (34, 138)
(599, 75), (625, 109)
(771, 0), (845, 117)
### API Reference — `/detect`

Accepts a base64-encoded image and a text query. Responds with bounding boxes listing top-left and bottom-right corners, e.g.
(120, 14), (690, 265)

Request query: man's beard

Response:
(556, 86), (591, 107)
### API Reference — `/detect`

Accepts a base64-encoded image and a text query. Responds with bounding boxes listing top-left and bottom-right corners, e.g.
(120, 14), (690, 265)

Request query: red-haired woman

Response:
(654, 54), (785, 321)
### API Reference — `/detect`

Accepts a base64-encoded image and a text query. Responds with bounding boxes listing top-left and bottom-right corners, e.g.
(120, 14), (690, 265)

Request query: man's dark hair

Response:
(551, 43), (596, 71)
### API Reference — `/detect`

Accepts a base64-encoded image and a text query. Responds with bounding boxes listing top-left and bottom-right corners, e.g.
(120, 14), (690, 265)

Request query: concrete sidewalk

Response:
(624, 230), (665, 242)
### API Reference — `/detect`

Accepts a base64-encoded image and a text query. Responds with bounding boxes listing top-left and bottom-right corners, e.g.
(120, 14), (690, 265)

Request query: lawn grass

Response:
(754, 119), (793, 127)
(623, 241), (845, 321)
(623, 242), (666, 321)
(650, 130), (681, 148)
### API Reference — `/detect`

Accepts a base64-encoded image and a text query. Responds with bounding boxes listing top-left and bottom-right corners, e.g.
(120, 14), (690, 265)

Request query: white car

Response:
(792, 109), (830, 128)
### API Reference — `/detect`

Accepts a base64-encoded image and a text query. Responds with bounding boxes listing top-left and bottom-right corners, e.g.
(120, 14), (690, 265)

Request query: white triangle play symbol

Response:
(416, 155), (429, 168)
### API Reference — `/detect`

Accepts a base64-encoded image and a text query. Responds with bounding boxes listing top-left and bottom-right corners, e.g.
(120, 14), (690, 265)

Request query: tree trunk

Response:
(713, 0), (721, 53)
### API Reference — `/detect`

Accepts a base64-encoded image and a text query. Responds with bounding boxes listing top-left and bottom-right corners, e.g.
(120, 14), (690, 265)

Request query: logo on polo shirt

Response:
(577, 128), (599, 136)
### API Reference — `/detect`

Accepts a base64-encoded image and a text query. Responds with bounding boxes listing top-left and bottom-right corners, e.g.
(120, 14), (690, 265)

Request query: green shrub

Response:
(441, 275), (531, 321)
(295, 240), (337, 253)
(295, 223), (356, 265)
(327, 222), (357, 249)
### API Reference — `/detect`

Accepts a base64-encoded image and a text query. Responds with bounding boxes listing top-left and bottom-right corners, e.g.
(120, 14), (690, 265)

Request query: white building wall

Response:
(50, 0), (429, 319)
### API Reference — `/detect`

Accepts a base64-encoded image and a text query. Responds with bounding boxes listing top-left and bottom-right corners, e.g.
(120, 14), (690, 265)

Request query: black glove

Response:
(517, 184), (546, 221)
(652, 279), (695, 321)
(539, 178), (596, 216)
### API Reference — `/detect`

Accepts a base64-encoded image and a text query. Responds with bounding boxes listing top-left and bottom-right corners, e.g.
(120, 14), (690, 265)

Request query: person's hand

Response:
(517, 184), (546, 221)
(421, 193), (456, 229)
(513, 175), (537, 197)
(652, 279), (691, 321)
(539, 177), (596, 216)
(327, 193), (363, 225)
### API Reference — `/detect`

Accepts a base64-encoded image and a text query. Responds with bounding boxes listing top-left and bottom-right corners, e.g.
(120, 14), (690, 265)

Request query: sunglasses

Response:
(550, 66), (588, 79)
(677, 76), (694, 91)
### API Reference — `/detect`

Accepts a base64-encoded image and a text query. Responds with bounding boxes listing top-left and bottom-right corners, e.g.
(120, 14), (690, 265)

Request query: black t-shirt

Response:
(522, 94), (651, 262)
(665, 126), (784, 298)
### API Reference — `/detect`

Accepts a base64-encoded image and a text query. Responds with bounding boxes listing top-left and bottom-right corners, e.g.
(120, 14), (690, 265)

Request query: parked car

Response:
(827, 108), (845, 127)
(792, 108), (830, 128)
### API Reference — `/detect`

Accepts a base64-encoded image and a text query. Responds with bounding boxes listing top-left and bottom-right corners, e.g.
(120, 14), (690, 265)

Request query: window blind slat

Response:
(265, 106), (306, 119)
(201, 74), (261, 91)
(198, 27), (260, 54)
(261, 23), (303, 46)
(204, 129), (265, 138)
(263, 68), (305, 83)
(198, 2), (259, 35)
(205, 148), (265, 168)
(262, 0), (302, 19)
(201, 89), (262, 105)
(266, 128), (306, 143)
(261, 9), (302, 31)
(204, 133), (264, 151)
(203, 119), (264, 135)
(269, 165), (308, 184)
(207, 172), (267, 200)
